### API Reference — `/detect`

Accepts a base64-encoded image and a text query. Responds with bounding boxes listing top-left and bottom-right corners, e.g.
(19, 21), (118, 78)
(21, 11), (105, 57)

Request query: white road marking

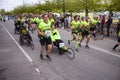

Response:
(1, 23), (33, 63)
(2, 22), (120, 60)
(35, 68), (40, 73)
(81, 43), (120, 58)
(1, 23), (43, 76)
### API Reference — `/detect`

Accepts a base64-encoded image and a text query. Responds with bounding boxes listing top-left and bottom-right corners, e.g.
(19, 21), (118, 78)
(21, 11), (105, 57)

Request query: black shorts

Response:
(82, 30), (89, 37)
(53, 39), (63, 48)
(38, 35), (52, 46)
(71, 29), (78, 35)
(78, 28), (82, 32)
(90, 26), (96, 31)
(118, 37), (120, 42)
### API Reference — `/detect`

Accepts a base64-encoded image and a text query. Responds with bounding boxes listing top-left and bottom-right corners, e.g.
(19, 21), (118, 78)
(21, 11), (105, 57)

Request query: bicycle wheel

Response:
(65, 48), (75, 60)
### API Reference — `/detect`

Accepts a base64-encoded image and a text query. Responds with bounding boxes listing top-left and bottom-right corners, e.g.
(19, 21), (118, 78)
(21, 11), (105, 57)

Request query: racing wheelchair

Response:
(50, 28), (75, 60)
(19, 27), (34, 50)
(53, 39), (75, 60)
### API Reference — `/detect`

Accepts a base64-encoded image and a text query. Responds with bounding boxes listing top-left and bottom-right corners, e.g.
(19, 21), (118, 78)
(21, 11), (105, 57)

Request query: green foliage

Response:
(5, 0), (119, 15)
(0, 9), (5, 15)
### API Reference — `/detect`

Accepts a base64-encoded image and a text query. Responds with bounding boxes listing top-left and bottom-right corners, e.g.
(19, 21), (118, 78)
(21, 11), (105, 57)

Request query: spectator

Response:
(101, 16), (105, 34)
(106, 15), (113, 37)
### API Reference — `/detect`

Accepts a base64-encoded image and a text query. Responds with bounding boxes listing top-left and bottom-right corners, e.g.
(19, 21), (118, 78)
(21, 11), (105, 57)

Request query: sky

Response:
(0, 0), (44, 11)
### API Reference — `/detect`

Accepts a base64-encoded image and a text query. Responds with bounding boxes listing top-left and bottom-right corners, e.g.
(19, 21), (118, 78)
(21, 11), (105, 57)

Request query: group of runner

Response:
(13, 13), (120, 61)
(14, 13), (66, 61)
(68, 15), (100, 52)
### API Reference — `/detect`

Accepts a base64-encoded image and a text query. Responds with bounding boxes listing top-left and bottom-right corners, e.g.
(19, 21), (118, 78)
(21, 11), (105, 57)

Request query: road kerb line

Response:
(2, 23), (33, 63)
(81, 43), (120, 58)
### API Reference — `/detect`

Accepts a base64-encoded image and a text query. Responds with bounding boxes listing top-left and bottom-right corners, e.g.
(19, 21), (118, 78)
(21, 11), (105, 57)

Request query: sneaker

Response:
(112, 49), (116, 52)
(75, 48), (79, 52)
(85, 45), (90, 49)
(40, 54), (44, 60)
(79, 43), (81, 47)
(68, 40), (70, 45)
(46, 55), (52, 61)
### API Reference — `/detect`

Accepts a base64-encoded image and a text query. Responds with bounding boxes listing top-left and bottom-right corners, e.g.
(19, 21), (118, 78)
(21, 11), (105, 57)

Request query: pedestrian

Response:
(101, 15), (105, 34)
(106, 15), (113, 37)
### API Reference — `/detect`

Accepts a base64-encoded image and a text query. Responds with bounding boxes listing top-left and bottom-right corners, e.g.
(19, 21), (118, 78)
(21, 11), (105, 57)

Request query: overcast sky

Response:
(0, 0), (44, 11)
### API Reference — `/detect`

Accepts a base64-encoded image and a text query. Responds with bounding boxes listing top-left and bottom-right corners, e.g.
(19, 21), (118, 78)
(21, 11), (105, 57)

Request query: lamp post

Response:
(62, 0), (65, 28)
(23, 0), (25, 13)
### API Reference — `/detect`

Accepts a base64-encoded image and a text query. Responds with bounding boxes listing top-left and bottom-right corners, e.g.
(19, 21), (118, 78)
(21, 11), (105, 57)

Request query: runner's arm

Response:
(37, 28), (46, 37)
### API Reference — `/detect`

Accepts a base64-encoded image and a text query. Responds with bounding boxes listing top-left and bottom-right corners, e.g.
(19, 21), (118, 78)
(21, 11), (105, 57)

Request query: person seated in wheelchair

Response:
(20, 27), (33, 44)
(50, 25), (66, 55)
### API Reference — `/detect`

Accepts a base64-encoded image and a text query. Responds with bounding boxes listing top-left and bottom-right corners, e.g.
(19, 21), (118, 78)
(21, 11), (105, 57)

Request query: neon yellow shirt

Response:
(80, 21), (89, 29)
(50, 29), (61, 42)
(35, 17), (40, 23)
(91, 19), (98, 25)
(71, 20), (80, 29)
(49, 18), (54, 24)
(29, 18), (34, 23)
(118, 31), (120, 36)
(22, 29), (28, 34)
(38, 21), (51, 33)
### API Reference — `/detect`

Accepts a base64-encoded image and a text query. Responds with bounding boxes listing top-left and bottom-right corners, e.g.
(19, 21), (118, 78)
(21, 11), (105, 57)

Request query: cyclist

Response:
(37, 14), (52, 61)
(68, 15), (81, 52)
(79, 17), (90, 48)
(50, 25), (66, 55)
(112, 19), (120, 51)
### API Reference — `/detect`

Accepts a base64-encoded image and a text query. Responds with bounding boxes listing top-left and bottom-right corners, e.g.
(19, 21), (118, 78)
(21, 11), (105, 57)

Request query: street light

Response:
(62, 0), (65, 28)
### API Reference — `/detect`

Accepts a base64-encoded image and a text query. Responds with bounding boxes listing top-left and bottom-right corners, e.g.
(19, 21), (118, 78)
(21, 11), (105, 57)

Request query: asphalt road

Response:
(0, 20), (120, 80)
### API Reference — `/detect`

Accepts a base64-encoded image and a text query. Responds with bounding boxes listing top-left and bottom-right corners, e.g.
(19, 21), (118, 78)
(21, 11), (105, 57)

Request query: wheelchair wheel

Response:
(14, 29), (17, 34)
(19, 35), (24, 45)
(65, 48), (75, 60)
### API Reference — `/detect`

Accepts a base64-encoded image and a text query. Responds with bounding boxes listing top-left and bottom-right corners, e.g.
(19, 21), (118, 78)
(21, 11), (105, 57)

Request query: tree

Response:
(0, 9), (6, 15)
(77, 0), (102, 18)
(109, 0), (120, 11)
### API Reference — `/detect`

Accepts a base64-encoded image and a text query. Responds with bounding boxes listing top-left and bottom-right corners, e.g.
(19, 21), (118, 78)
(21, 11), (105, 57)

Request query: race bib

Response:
(59, 43), (65, 48)
(45, 30), (51, 37)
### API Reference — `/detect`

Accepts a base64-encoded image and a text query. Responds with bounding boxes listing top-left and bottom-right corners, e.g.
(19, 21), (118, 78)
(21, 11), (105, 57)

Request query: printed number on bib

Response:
(59, 43), (65, 48)
(45, 30), (51, 37)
